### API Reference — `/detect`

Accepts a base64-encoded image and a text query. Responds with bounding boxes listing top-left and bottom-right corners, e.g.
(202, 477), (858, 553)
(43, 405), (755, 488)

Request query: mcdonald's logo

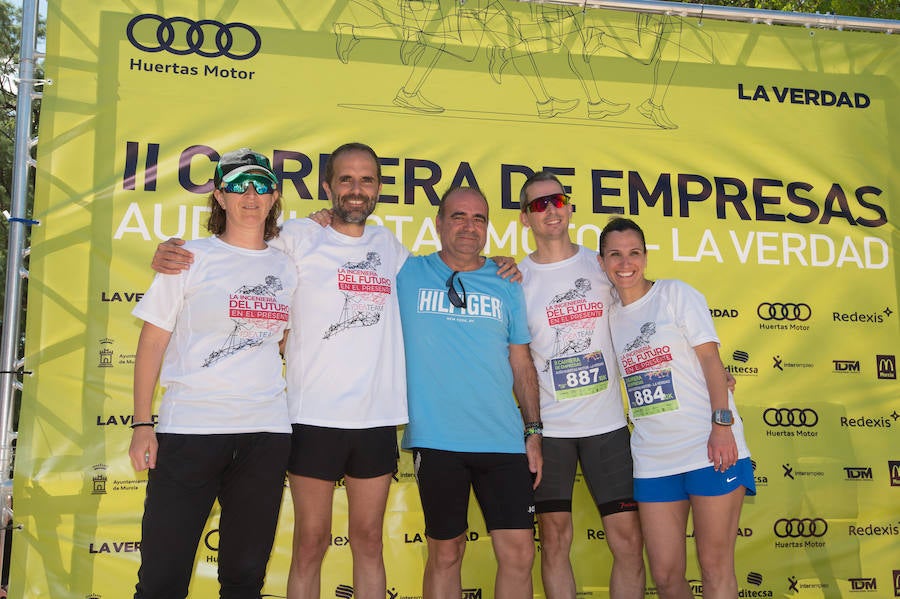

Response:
(889, 461), (900, 487)
(877, 354), (896, 379)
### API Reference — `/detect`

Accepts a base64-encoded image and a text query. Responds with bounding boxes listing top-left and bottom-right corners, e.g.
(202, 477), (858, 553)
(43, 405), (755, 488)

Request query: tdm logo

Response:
(126, 14), (262, 60)
(844, 467), (873, 481)
(833, 360), (860, 373)
(848, 577), (877, 592)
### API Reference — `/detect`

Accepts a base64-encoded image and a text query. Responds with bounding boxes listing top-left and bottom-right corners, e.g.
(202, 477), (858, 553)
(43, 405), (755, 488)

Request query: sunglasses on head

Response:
(524, 193), (570, 213)
(446, 270), (467, 309)
(220, 174), (277, 195)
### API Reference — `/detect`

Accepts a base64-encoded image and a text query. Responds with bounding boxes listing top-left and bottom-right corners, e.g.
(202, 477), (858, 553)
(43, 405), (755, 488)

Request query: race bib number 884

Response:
(623, 369), (679, 418)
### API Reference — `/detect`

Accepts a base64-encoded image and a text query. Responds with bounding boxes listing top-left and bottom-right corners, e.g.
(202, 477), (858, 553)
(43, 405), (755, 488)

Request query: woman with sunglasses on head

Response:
(128, 148), (296, 599)
(597, 217), (754, 599)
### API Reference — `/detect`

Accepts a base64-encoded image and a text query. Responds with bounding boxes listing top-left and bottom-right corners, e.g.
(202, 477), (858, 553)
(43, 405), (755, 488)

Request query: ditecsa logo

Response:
(726, 350), (758, 376)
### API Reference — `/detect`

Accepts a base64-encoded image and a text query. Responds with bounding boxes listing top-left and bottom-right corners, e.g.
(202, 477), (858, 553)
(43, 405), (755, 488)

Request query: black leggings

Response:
(134, 432), (290, 599)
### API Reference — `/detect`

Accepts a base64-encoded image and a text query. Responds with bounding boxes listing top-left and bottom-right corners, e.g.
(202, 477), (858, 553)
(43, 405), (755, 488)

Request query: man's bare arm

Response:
(151, 238), (194, 274)
(510, 343), (542, 488)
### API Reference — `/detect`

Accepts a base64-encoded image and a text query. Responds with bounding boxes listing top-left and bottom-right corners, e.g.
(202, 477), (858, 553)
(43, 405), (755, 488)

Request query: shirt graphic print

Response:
(323, 251), (392, 339)
(203, 275), (290, 367)
(543, 277), (604, 371)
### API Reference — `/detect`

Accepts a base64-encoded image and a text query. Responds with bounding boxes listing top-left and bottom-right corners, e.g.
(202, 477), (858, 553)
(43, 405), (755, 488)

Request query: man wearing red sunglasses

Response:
(518, 171), (646, 599)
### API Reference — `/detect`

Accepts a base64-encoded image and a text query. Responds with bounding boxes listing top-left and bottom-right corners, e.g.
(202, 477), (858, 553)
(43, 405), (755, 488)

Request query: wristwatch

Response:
(712, 409), (734, 426)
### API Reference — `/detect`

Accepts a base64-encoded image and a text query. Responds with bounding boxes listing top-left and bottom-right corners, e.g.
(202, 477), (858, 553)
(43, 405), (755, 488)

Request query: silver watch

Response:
(712, 409), (734, 426)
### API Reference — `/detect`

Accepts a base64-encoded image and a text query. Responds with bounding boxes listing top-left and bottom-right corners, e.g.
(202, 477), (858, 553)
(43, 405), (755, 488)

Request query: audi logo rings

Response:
(773, 518), (828, 538)
(126, 14), (261, 60)
(757, 302), (811, 321)
(763, 408), (818, 427)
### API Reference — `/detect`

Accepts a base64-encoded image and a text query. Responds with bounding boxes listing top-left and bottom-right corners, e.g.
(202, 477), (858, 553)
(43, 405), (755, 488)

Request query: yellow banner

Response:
(12, 1), (898, 598)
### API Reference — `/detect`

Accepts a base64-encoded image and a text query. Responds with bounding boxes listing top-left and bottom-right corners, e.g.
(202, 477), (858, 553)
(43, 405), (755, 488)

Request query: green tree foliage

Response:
(684, 0), (899, 20)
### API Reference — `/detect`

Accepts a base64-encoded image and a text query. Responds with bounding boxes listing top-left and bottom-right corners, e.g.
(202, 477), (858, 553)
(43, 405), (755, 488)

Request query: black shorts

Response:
(287, 424), (398, 481)
(534, 426), (637, 516)
(412, 448), (535, 540)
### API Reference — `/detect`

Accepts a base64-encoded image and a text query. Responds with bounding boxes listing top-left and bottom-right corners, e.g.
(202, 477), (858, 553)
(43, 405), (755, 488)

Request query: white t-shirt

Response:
(132, 236), (296, 434)
(520, 247), (627, 438)
(271, 219), (409, 428)
(607, 279), (751, 478)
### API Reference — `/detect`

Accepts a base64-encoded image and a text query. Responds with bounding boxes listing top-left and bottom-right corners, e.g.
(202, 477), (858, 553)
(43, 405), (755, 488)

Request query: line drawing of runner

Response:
(489, 5), (630, 120)
(578, 12), (688, 129)
(333, 0), (579, 118)
(237, 275), (284, 296)
(550, 277), (591, 303)
(543, 278), (594, 372)
(323, 292), (383, 339)
(343, 251), (382, 271)
(330, 1), (712, 127)
(203, 275), (285, 368)
(624, 321), (657, 352)
(322, 252), (387, 340)
(493, 6), (709, 128)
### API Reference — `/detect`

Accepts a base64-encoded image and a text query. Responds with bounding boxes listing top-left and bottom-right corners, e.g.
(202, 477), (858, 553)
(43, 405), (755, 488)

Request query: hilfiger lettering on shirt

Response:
(416, 289), (503, 320)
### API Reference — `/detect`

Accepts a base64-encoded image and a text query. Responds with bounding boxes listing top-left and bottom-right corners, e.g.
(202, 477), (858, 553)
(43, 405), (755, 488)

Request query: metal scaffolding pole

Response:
(521, 0), (898, 33)
(0, 0), (40, 579)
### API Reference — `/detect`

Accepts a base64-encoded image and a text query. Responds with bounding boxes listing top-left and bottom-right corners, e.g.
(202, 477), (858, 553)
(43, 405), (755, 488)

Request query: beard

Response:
(332, 192), (377, 225)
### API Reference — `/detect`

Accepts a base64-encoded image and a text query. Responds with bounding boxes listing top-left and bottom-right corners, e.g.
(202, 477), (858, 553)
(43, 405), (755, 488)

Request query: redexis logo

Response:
(126, 14), (262, 60)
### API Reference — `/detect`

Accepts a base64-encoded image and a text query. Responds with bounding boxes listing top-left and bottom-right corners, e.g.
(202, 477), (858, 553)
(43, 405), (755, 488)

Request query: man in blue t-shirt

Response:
(398, 186), (542, 599)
